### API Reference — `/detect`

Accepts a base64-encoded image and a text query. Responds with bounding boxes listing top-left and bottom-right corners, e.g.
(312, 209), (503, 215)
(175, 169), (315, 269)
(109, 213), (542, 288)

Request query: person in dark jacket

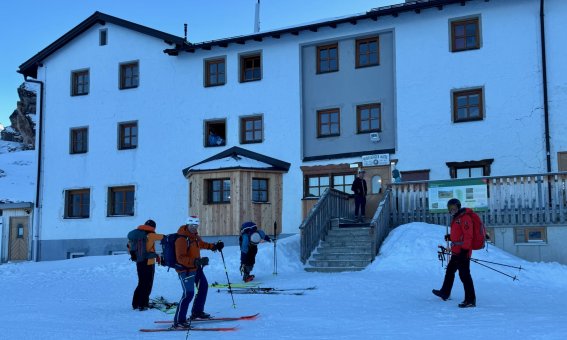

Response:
(128, 219), (164, 311)
(351, 169), (368, 223)
(172, 216), (224, 328)
(432, 198), (477, 308)
(239, 221), (272, 282)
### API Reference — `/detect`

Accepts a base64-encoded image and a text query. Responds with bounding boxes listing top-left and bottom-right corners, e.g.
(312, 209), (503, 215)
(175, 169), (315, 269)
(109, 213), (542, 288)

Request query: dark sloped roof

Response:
(182, 146), (291, 177)
(165, 0), (474, 55)
(18, 11), (187, 78)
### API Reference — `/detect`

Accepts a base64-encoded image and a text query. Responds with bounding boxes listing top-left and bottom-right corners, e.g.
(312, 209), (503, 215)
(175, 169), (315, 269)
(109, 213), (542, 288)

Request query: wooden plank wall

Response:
(188, 170), (283, 236)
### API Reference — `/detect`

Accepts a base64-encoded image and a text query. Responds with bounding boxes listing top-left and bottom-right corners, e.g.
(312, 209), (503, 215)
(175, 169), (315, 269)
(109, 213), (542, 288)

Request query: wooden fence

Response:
(390, 172), (567, 227)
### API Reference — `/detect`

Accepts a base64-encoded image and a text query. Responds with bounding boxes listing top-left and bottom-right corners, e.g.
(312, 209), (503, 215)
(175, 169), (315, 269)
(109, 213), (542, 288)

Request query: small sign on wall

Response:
(362, 154), (390, 167)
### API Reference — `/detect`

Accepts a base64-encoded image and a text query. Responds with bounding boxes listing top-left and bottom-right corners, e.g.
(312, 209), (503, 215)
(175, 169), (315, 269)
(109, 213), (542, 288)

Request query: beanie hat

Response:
(240, 221), (257, 234)
(145, 219), (156, 229)
(447, 198), (462, 209)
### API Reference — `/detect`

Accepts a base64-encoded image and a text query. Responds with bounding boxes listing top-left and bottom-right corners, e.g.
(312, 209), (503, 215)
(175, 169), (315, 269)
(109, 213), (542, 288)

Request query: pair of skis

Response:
(215, 285), (317, 296)
(139, 313), (259, 332)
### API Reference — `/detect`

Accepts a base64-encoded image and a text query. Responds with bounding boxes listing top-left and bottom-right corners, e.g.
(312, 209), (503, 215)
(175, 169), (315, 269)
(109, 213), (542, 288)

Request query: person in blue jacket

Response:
(239, 221), (272, 282)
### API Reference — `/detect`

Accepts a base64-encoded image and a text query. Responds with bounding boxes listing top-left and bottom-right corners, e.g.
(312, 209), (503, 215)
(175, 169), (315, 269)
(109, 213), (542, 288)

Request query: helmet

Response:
(447, 198), (461, 209)
(250, 232), (262, 245)
(240, 221), (257, 234)
(185, 216), (200, 226)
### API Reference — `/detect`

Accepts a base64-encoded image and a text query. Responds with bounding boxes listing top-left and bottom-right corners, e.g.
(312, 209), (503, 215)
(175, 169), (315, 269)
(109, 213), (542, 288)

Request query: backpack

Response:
(127, 229), (155, 263)
(464, 209), (487, 250)
(160, 233), (189, 271)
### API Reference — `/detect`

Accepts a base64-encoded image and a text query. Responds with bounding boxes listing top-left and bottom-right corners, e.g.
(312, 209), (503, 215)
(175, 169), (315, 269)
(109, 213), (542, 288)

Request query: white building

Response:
(12, 0), (567, 261)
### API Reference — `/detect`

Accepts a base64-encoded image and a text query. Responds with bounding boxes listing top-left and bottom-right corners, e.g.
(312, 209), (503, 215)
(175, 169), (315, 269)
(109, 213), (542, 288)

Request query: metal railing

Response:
(299, 188), (351, 263)
(391, 172), (567, 227)
(369, 189), (392, 257)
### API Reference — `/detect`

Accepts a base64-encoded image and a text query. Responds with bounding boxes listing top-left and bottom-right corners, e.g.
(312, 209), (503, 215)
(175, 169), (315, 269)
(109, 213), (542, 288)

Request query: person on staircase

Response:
(351, 169), (368, 223)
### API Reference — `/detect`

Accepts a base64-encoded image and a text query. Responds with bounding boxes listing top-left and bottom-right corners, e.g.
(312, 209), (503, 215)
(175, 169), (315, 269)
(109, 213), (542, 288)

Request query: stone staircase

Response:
(305, 219), (374, 272)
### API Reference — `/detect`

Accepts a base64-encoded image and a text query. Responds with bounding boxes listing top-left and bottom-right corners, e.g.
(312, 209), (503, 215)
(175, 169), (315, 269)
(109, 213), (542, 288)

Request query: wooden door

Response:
(364, 166), (392, 219)
(9, 216), (29, 261)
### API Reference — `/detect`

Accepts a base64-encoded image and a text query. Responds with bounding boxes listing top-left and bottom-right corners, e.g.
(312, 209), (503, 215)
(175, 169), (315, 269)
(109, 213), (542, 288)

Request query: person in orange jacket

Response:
(172, 216), (224, 328)
(127, 219), (164, 311)
(432, 198), (477, 308)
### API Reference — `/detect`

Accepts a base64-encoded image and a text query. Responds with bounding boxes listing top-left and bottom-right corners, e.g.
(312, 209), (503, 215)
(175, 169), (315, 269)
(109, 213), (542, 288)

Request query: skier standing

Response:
(172, 216), (224, 328)
(432, 198), (477, 308)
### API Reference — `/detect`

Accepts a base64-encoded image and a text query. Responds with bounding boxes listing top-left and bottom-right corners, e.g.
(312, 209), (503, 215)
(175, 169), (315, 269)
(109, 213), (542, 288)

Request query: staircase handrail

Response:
(369, 189), (392, 257)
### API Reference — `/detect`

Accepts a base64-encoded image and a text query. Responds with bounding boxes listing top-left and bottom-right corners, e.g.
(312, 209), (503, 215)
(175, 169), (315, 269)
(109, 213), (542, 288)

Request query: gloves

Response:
(156, 255), (162, 265)
(444, 234), (451, 242)
(211, 241), (224, 252)
(129, 251), (137, 262)
(265, 236), (272, 243)
(194, 257), (209, 268)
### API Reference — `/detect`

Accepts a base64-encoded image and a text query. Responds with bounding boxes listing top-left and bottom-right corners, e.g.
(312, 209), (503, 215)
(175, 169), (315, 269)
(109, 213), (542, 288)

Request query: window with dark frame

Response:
(241, 116), (263, 144)
(205, 120), (226, 147)
(451, 18), (480, 52)
(446, 159), (493, 179)
(118, 122), (138, 150)
(208, 179), (231, 204)
(240, 54), (261, 82)
(453, 89), (483, 122)
(65, 189), (90, 218)
(317, 43), (338, 73)
(205, 58), (226, 87)
(356, 37), (379, 68)
(120, 62), (139, 89)
(357, 103), (381, 133)
(306, 176), (330, 197)
(515, 227), (547, 244)
(71, 70), (89, 96)
(317, 108), (340, 137)
(70, 127), (88, 154)
(108, 186), (135, 216)
(332, 174), (355, 195)
(252, 178), (269, 202)
(99, 29), (107, 46)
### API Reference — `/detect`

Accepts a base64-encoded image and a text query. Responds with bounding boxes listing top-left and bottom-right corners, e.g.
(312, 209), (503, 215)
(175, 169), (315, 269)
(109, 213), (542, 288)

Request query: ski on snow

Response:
(210, 281), (261, 288)
(154, 313), (260, 324)
(140, 325), (237, 332)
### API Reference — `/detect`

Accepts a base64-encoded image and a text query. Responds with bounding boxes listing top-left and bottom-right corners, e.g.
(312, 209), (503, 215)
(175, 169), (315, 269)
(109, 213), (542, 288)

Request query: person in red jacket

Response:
(432, 198), (477, 308)
(172, 216), (224, 329)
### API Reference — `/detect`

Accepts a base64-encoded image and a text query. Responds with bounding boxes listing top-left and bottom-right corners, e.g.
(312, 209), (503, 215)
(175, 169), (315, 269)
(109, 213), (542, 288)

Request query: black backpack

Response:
(160, 233), (189, 270)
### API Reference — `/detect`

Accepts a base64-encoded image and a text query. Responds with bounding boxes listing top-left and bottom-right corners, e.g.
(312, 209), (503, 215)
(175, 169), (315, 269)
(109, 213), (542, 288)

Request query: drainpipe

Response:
(24, 76), (44, 262)
(540, 0), (551, 173)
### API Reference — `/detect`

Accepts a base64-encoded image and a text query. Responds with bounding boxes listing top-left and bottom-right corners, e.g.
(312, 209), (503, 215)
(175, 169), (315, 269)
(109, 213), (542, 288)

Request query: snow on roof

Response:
(188, 154), (274, 171)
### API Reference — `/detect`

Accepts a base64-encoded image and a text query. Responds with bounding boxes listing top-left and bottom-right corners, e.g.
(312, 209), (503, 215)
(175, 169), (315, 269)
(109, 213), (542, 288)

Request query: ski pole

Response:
(438, 248), (524, 270)
(273, 221), (278, 275)
(218, 249), (236, 308)
(470, 258), (519, 281)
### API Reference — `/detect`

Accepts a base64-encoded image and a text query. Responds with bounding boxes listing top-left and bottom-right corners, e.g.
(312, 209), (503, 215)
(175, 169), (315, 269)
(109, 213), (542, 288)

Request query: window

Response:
(357, 104), (381, 133)
(446, 159), (493, 179)
(317, 43), (338, 73)
(356, 37), (379, 68)
(205, 120), (226, 147)
(241, 116), (263, 144)
(120, 62), (139, 89)
(71, 70), (89, 96)
(371, 175), (382, 194)
(317, 108), (340, 137)
(240, 53), (261, 82)
(558, 152), (567, 171)
(65, 189), (90, 218)
(252, 178), (269, 202)
(208, 179), (231, 204)
(68, 252), (86, 259)
(70, 127), (88, 154)
(99, 29), (107, 46)
(400, 170), (430, 181)
(333, 174), (355, 194)
(451, 18), (480, 52)
(306, 176), (329, 197)
(515, 227), (547, 244)
(205, 58), (226, 87)
(108, 186), (135, 216)
(118, 121), (138, 150)
(453, 89), (483, 122)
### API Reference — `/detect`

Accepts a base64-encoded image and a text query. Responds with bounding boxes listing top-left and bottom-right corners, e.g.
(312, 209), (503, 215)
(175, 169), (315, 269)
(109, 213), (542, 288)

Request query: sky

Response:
(0, 0), (400, 127)
(1, 221), (566, 339)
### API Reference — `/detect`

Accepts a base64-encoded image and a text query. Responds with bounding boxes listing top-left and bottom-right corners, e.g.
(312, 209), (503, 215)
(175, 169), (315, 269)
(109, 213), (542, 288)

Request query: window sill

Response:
(63, 216), (90, 219)
(514, 242), (548, 246)
(316, 70), (339, 75)
(119, 86), (139, 90)
(317, 134), (340, 139)
(355, 63), (380, 69)
(108, 214), (135, 217)
(205, 83), (226, 88)
(205, 144), (226, 148)
(252, 201), (271, 204)
(118, 146), (138, 150)
(70, 151), (88, 155)
(357, 130), (381, 134)
(453, 117), (484, 123)
(71, 93), (89, 97)
(451, 47), (481, 53)
(240, 78), (262, 83)
(241, 140), (262, 144)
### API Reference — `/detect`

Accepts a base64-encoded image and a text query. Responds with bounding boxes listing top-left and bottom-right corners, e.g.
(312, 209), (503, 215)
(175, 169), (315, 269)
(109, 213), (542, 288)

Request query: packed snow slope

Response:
(1, 222), (566, 339)
(0, 140), (35, 202)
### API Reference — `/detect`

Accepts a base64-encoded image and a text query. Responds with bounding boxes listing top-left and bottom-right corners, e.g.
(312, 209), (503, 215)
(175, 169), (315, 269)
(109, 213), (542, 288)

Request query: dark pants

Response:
(242, 245), (258, 279)
(354, 195), (366, 218)
(440, 254), (476, 302)
(174, 269), (208, 324)
(132, 261), (155, 309)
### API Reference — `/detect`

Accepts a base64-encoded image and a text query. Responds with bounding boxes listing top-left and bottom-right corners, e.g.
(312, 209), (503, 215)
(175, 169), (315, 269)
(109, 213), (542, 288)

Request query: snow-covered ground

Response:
(1, 222), (566, 339)
(0, 140), (35, 203)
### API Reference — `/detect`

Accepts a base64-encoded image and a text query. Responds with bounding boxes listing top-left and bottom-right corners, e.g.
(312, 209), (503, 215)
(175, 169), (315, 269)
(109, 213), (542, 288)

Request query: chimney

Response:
(254, 0), (261, 33)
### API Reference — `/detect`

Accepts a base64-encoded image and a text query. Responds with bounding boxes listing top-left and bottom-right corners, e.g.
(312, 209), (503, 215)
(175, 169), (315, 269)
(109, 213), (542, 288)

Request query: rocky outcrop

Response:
(0, 83), (36, 148)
